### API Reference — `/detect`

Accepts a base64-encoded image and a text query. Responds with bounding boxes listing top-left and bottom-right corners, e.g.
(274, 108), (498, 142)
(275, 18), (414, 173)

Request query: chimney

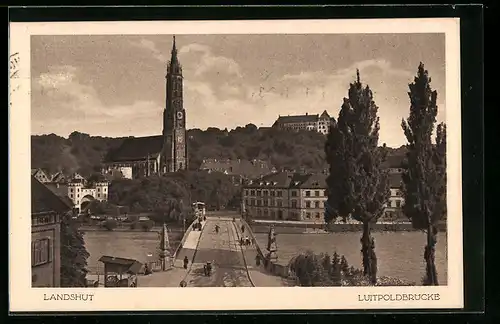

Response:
(306, 112), (308, 115)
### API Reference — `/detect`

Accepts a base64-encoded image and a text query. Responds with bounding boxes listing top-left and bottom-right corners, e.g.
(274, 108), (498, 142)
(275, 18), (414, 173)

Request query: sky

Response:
(31, 33), (446, 147)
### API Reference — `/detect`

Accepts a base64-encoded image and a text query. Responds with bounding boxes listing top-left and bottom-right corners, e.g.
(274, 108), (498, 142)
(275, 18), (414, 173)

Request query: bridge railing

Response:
(172, 218), (199, 263)
(239, 218), (290, 279)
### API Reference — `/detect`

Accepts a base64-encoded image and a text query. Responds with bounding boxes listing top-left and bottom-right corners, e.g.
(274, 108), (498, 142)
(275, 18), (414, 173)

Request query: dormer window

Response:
(273, 181), (277, 185)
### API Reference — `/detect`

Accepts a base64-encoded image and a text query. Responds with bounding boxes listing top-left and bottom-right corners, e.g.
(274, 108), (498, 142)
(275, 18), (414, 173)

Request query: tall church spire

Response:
(169, 35), (180, 73)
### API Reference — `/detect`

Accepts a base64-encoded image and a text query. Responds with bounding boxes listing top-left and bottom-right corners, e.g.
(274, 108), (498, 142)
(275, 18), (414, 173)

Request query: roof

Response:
(275, 114), (320, 124)
(244, 171), (328, 189)
(389, 173), (403, 188)
(105, 135), (163, 163)
(44, 183), (74, 207)
(297, 172), (327, 188)
(51, 171), (67, 183)
(31, 177), (73, 214)
(200, 159), (273, 179)
(98, 256), (143, 274)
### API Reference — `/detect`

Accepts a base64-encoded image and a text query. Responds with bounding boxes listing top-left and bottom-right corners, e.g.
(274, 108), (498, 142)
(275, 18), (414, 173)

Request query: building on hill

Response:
(31, 176), (72, 287)
(241, 171), (328, 221)
(102, 36), (188, 179)
(272, 110), (334, 134)
(31, 168), (52, 183)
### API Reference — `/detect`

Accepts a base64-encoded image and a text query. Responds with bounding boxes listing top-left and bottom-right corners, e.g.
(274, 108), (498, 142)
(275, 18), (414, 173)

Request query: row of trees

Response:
(324, 63), (446, 286)
(104, 170), (242, 224)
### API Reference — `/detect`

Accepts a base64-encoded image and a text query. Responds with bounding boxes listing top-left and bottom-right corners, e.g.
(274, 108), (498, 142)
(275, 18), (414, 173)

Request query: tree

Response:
(324, 70), (390, 284)
(401, 63), (447, 286)
(60, 214), (90, 287)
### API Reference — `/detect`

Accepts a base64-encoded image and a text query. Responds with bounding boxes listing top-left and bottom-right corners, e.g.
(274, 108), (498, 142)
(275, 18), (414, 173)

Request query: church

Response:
(102, 36), (188, 179)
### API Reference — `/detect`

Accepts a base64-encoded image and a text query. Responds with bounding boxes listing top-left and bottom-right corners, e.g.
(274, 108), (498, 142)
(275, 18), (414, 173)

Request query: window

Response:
(246, 199), (250, 206)
(315, 190), (320, 197)
(70, 188), (74, 192)
(70, 194), (73, 198)
(257, 191), (261, 197)
(271, 211), (276, 218)
(32, 238), (51, 266)
(257, 209), (262, 216)
(316, 212), (321, 219)
(263, 190), (269, 196)
(291, 191), (297, 197)
(263, 209), (269, 217)
(315, 201), (320, 208)
(305, 191), (311, 197)
(291, 200), (297, 208)
(97, 188), (101, 192)
(277, 191), (283, 197)
(251, 190), (255, 196)
(97, 193), (101, 198)
(277, 200), (283, 207)
(305, 201), (311, 208)
(263, 200), (268, 207)
(257, 200), (262, 206)
(396, 200), (401, 208)
(306, 213), (311, 219)
(270, 191), (276, 197)
(251, 199), (255, 206)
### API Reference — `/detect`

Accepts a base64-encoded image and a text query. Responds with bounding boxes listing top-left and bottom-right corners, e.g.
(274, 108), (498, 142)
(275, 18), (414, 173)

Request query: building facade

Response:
(31, 177), (71, 287)
(382, 171), (405, 221)
(67, 178), (109, 213)
(272, 110), (333, 134)
(102, 36), (188, 179)
(241, 171), (328, 221)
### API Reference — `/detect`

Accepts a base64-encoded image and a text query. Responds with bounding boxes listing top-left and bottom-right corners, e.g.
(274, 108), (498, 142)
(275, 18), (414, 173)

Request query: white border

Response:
(9, 18), (462, 312)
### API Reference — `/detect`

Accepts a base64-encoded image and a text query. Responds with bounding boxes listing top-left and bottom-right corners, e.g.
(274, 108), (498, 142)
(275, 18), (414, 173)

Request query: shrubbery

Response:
(102, 219), (117, 231)
(288, 251), (414, 287)
(140, 220), (155, 232)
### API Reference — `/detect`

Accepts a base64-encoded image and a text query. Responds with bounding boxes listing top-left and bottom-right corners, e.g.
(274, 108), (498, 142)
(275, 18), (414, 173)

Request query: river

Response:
(83, 230), (182, 272)
(254, 231), (448, 285)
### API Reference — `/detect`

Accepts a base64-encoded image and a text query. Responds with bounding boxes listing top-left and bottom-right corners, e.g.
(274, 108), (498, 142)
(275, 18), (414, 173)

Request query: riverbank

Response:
(250, 220), (447, 233)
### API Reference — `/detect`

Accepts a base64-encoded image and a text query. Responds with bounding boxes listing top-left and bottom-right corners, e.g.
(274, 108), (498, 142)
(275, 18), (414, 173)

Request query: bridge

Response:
(137, 213), (287, 287)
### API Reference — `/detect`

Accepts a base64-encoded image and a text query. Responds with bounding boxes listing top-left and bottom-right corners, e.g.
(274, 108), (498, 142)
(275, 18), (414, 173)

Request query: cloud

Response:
(179, 43), (242, 78)
(32, 65), (163, 137)
(182, 59), (444, 147)
(129, 38), (167, 62)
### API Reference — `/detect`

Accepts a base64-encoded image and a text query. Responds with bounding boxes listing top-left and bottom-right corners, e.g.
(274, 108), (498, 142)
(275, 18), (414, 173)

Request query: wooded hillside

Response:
(31, 125), (407, 177)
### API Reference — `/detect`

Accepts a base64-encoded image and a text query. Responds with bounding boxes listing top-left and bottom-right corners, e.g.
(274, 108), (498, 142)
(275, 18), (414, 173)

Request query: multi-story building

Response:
(241, 171), (328, 221)
(102, 36), (188, 179)
(67, 177), (109, 213)
(272, 110), (334, 135)
(31, 176), (71, 287)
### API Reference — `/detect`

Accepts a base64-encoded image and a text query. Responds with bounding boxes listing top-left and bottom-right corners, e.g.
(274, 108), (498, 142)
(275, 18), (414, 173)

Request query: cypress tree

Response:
(401, 63), (447, 286)
(60, 214), (90, 287)
(325, 70), (390, 284)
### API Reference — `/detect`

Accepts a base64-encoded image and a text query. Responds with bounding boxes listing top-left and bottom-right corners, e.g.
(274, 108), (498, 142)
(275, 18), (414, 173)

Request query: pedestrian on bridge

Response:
(183, 256), (189, 269)
(241, 225), (245, 233)
(215, 224), (220, 234)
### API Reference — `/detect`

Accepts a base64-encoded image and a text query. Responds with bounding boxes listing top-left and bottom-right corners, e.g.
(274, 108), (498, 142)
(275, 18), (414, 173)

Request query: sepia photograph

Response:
(10, 18), (462, 311)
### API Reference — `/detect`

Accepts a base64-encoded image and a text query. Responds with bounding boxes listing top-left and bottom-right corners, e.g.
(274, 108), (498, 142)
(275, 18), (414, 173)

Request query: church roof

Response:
(105, 135), (163, 163)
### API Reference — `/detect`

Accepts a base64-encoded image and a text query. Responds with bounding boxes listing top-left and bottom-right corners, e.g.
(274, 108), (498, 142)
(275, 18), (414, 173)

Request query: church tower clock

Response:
(162, 36), (188, 173)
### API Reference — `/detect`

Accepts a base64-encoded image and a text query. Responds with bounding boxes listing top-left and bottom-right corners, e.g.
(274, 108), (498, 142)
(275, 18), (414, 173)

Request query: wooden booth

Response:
(98, 255), (143, 287)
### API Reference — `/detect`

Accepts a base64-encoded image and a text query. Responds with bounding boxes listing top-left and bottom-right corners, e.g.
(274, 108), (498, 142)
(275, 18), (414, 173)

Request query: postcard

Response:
(9, 18), (462, 312)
